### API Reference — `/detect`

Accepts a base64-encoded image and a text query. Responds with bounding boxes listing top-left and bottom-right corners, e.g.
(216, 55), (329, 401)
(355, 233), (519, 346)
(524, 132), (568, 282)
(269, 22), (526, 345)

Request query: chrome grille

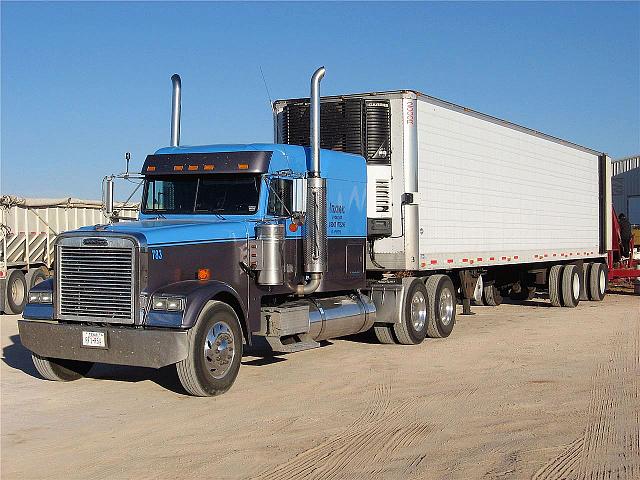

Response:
(57, 238), (136, 323)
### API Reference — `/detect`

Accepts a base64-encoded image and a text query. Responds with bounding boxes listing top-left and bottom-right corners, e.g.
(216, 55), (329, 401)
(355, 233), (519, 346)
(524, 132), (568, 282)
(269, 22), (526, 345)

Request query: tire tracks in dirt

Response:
(250, 371), (476, 480)
(532, 318), (640, 480)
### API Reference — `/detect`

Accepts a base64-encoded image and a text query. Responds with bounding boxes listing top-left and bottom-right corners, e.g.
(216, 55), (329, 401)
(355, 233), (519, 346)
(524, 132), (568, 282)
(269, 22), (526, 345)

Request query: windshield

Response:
(142, 174), (261, 215)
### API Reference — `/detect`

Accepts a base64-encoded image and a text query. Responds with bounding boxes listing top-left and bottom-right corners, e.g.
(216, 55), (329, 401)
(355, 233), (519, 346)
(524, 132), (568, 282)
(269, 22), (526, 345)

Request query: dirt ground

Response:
(2, 294), (639, 480)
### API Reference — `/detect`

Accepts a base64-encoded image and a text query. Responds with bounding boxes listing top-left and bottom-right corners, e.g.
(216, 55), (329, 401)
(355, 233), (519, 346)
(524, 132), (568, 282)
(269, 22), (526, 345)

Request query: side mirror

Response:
(292, 178), (306, 213)
(102, 176), (114, 218)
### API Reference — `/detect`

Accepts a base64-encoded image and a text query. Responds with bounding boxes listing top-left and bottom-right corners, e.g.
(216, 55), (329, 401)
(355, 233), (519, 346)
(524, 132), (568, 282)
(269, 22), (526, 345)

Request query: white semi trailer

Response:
(274, 90), (612, 318)
(1, 196), (138, 314)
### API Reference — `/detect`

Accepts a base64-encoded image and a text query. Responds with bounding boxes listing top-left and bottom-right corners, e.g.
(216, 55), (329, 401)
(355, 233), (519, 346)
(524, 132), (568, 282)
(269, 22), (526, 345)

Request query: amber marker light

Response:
(238, 163), (249, 170)
(146, 166), (156, 172)
(174, 165), (184, 171)
(197, 268), (211, 281)
(188, 165), (199, 171)
(203, 165), (215, 171)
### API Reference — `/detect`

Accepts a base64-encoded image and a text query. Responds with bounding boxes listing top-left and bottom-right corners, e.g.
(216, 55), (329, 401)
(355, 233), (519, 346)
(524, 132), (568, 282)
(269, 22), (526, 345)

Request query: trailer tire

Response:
(483, 284), (502, 306)
(176, 301), (243, 397)
(392, 278), (428, 345)
(6, 269), (27, 315)
(31, 353), (93, 381)
(588, 263), (607, 301)
(548, 265), (563, 307)
(579, 263), (591, 301)
(374, 325), (397, 344)
(561, 264), (581, 308)
(425, 275), (456, 338)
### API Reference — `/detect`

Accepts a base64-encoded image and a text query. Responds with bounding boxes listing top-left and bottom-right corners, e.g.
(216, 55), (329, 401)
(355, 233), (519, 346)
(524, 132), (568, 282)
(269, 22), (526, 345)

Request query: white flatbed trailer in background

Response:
(0, 196), (138, 314)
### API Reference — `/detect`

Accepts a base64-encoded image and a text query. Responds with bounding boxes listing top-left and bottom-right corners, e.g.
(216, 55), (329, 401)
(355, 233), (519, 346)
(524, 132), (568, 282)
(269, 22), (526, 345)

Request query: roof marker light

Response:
(174, 165), (184, 171)
(188, 165), (198, 171)
(147, 166), (156, 172)
(204, 165), (215, 171)
(238, 164), (249, 170)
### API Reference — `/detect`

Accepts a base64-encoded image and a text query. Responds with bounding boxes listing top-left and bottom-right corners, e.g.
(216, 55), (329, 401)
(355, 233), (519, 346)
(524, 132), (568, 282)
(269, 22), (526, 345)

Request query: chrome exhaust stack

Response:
(170, 74), (181, 147)
(297, 67), (328, 295)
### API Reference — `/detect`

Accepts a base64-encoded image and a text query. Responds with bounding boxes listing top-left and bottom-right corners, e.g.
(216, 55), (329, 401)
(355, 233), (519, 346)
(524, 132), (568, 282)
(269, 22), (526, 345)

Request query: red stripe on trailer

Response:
(544, 254), (548, 257)
(447, 259), (454, 264)
(502, 256), (507, 260)
(462, 258), (469, 263)
(514, 256), (519, 260)
(553, 253), (557, 257)
(489, 257), (495, 261)
(430, 260), (438, 265)
(477, 257), (482, 261)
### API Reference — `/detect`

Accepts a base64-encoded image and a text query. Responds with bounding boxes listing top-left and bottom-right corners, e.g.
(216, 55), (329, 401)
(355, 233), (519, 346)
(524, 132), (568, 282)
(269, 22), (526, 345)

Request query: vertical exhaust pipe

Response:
(170, 74), (181, 147)
(295, 67), (328, 295)
(310, 67), (325, 177)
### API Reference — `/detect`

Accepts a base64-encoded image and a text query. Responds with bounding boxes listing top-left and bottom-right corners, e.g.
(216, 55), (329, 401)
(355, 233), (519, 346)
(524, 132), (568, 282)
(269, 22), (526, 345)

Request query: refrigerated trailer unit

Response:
(18, 69), (614, 397)
(1, 196), (138, 314)
(275, 90), (612, 306)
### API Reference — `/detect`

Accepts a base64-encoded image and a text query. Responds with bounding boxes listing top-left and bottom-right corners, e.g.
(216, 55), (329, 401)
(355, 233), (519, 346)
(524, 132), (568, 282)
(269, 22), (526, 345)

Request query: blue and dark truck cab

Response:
(19, 68), (448, 396)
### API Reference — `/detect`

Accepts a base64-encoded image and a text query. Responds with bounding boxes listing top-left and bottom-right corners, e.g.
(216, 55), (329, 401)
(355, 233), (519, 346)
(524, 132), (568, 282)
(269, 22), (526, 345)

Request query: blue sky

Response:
(2, 1), (639, 200)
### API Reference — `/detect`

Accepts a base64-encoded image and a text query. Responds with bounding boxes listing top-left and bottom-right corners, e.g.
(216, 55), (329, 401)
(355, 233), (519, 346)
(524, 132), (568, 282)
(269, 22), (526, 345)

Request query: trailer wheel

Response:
(374, 325), (397, 344)
(176, 301), (243, 397)
(5, 269), (27, 315)
(392, 278), (428, 345)
(26, 267), (49, 289)
(588, 263), (607, 301)
(31, 353), (93, 381)
(579, 264), (591, 301)
(425, 275), (456, 338)
(483, 284), (502, 306)
(548, 265), (563, 307)
(561, 264), (581, 308)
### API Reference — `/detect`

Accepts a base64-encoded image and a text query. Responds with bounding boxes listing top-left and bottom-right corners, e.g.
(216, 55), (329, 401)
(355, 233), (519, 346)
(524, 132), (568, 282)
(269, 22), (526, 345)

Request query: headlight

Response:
(151, 295), (185, 312)
(28, 291), (53, 304)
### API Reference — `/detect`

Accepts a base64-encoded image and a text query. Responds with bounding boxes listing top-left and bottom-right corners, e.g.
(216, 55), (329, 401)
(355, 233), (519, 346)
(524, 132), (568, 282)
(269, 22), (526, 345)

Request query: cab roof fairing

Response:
(142, 143), (366, 183)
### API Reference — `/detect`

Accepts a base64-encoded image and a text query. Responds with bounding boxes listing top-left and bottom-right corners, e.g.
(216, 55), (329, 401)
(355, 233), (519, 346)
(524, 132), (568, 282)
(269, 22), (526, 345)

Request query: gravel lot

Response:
(2, 294), (639, 480)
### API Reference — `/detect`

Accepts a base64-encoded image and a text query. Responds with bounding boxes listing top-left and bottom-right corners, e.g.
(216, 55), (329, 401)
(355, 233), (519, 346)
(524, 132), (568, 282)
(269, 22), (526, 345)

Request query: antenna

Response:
(259, 66), (273, 109)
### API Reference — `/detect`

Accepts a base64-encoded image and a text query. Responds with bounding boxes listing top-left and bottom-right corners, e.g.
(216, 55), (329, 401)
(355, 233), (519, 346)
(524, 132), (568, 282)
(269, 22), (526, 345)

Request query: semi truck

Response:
(1, 196), (138, 314)
(19, 68), (613, 396)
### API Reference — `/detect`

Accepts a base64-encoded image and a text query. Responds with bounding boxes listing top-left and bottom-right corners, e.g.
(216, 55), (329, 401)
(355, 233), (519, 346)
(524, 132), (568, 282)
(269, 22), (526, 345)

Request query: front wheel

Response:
(32, 353), (93, 381)
(176, 301), (243, 397)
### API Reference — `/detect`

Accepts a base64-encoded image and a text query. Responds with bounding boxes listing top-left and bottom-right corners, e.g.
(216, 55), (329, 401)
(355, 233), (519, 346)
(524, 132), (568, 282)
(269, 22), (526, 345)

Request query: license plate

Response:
(82, 331), (106, 348)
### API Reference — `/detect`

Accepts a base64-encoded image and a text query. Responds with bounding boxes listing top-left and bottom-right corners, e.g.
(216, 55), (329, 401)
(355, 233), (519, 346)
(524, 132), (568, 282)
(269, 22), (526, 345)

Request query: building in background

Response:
(612, 155), (640, 226)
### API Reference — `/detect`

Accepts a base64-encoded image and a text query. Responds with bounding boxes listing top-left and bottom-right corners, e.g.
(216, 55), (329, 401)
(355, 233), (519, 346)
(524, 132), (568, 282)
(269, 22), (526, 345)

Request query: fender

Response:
(146, 280), (249, 340)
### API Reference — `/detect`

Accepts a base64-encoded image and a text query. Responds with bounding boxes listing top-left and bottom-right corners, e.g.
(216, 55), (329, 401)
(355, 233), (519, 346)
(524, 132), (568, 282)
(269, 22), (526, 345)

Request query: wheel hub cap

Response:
(203, 321), (235, 379)
(439, 289), (454, 326)
(572, 272), (580, 299)
(410, 291), (427, 331)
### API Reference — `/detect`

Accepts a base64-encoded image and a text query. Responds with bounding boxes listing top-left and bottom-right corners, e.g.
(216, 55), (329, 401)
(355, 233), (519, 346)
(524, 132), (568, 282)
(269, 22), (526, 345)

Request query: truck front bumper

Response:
(18, 320), (189, 369)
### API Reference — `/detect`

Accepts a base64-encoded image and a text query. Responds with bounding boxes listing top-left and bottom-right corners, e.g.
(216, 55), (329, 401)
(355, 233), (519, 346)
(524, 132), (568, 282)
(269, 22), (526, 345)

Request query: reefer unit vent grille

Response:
(281, 99), (391, 164)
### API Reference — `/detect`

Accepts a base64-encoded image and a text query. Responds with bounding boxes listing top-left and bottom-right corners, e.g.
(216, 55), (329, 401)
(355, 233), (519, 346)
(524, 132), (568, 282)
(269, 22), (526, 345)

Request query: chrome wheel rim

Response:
(572, 272), (580, 299)
(410, 291), (427, 331)
(599, 269), (606, 295)
(439, 288), (454, 326)
(203, 321), (236, 379)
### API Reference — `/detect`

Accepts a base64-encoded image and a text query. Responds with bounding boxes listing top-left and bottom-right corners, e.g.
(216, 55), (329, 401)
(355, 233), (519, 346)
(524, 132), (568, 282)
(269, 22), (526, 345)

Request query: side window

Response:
(267, 178), (293, 216)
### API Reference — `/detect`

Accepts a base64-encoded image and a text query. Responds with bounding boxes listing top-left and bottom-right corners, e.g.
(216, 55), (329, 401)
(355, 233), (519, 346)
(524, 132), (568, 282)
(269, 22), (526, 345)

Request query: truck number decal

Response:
(151, 249), (163, 260)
